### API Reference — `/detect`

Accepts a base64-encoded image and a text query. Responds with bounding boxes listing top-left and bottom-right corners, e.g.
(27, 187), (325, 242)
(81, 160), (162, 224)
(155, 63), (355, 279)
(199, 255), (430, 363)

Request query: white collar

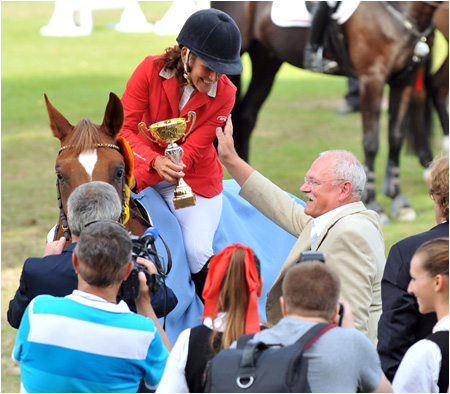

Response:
(67, 290), (131, 314)
(433, 315), (450, 333)
(203, 312), (227, 332)
(159, 66), (218, 98)
(179, 84), (196, 112)
(313, 202), (358, 240)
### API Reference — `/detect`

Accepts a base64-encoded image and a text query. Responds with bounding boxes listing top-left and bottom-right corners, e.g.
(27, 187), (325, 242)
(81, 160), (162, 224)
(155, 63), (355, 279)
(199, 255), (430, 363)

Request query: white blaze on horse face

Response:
(78, 150), (98, 180)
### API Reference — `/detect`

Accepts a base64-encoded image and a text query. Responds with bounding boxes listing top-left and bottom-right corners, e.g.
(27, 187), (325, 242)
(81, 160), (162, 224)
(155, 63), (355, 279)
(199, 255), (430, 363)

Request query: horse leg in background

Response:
(430, 56), (449, 152)
(233, 40), (283, 162)
(432, 1), (449, 152)
(358, 74), (390, 224)
(384, 79), (417, 221)
(403, 65), (434, 175)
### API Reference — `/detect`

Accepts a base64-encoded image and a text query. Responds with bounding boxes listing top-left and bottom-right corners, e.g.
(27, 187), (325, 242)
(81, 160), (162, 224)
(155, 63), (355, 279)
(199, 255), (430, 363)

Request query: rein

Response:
(56, 177), (71, 241)
(423, 1), (449, 10)
(383, 1), (436, 83)
(383, 2), (435, 39)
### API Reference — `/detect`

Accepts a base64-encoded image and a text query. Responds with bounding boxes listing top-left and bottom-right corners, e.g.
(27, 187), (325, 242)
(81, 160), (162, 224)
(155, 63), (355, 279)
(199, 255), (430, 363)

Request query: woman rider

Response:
(119, 9), (242, 297)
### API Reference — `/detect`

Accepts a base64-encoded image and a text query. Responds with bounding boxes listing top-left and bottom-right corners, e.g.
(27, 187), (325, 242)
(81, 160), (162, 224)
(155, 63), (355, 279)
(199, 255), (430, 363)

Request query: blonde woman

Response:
(393, 238), (449, 393)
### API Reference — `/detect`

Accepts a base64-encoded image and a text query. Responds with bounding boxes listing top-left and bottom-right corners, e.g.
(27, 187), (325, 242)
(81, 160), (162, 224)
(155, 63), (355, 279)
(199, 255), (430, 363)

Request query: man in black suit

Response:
(7, 181), (124, 328)
(7, 181), (176, 328)
(377, 155), (449, 381)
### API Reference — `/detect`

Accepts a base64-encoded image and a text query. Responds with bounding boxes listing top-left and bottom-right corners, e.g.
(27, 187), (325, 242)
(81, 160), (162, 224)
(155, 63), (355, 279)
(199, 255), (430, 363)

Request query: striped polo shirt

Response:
(12, 290), (169, 393)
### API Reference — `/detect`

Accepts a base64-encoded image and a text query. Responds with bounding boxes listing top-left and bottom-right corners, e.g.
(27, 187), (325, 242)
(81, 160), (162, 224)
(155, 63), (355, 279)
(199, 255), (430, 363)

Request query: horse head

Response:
(45, 92), (128, 241)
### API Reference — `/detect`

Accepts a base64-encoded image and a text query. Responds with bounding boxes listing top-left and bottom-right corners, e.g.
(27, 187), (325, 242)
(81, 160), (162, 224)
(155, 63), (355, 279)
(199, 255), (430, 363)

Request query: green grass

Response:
(1, 2), (447, 392)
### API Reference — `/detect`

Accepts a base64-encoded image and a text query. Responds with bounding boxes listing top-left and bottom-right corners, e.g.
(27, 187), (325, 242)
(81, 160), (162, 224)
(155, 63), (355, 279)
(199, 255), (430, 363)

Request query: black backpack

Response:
(204, 323), (336, 393)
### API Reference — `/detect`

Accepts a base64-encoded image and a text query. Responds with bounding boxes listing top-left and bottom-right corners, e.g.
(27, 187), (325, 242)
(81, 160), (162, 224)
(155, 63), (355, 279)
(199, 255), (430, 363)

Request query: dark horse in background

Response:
(405, 1), (448, 181)
(212, 1), (442, 222)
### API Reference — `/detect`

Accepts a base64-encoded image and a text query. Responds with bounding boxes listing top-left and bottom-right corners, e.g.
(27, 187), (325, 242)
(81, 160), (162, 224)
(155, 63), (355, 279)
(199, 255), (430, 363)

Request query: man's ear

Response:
(72, 253), (80, 274)
(331, 304), (340, 323)
(338, 181), (353, 202)
(122, 261), (134, 282)
(280, 296), (287, 316)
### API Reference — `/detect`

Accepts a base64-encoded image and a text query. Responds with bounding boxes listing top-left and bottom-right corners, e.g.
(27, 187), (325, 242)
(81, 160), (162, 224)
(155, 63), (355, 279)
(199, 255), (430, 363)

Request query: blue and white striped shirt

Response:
(12, 290), (169, 393)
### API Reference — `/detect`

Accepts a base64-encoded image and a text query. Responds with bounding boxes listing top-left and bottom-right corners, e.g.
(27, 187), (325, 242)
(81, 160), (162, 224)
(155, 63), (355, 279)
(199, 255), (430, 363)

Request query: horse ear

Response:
(102, 92), (124, 138)
(44, 94), (74, 141)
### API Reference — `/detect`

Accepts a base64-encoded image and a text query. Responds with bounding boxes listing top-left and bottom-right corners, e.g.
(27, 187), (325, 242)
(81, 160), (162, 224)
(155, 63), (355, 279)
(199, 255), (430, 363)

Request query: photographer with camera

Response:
(119, 226), (164, 301)
(8, 181), (177, 329)
(13, 219), (170, 392)
(207, 260), (392, 393)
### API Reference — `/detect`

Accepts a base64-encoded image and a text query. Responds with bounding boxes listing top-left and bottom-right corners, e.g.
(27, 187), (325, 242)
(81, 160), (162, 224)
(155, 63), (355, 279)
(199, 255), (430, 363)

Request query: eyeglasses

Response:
(303, 177), (344, 189)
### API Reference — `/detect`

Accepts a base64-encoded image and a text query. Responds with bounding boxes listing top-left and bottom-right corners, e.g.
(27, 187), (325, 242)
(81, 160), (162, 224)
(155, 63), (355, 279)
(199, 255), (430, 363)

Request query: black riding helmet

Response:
(176, 8), (243, 75)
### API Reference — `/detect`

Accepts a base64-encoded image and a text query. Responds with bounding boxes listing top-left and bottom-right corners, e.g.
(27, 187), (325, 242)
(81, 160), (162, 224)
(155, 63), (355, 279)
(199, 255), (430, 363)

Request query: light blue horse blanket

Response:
(133, 180), (304, 344)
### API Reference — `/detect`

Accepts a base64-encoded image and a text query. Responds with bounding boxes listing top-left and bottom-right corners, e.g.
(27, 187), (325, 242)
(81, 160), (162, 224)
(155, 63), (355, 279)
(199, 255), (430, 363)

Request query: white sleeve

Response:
(392, 339), (442, 393)
(156, 328), (191, 393)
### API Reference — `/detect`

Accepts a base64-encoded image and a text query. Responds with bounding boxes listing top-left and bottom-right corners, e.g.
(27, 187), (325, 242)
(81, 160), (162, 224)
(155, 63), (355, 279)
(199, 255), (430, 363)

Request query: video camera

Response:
(118, 227), (163, 300)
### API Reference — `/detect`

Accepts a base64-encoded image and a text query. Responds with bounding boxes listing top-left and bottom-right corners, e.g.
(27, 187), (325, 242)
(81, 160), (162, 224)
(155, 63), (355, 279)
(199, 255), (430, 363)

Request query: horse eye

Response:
(56, 172), (64, 182)
(115, 168), (125, 180)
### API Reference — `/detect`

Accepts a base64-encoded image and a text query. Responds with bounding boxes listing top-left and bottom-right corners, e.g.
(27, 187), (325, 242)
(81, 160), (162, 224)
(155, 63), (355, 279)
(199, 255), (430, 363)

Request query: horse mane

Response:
(65, 118), (105, 154)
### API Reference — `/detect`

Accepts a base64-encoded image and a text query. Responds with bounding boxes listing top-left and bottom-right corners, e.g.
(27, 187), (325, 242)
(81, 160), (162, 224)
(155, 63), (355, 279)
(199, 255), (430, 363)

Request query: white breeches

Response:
(152, 181), (223, 274)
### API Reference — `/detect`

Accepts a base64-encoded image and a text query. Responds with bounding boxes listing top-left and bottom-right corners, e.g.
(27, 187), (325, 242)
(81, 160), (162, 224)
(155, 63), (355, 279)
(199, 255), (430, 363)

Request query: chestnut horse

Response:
(45, 92), (150, 242)
(212, 1), (440, 221)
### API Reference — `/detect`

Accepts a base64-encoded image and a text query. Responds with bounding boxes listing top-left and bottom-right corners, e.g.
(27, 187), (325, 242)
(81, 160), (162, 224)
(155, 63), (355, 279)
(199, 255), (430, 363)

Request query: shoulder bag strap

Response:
(296, 323), (338, 350)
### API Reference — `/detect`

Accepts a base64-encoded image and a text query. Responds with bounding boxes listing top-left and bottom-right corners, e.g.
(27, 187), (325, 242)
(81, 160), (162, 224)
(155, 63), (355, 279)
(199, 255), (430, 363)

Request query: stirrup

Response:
(306, 47), (338, 74)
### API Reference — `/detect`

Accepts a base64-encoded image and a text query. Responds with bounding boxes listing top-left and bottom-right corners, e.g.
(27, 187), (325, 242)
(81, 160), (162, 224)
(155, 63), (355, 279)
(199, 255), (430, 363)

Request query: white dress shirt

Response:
(393, 315), (449, 393)
(311, 203), (358, 248)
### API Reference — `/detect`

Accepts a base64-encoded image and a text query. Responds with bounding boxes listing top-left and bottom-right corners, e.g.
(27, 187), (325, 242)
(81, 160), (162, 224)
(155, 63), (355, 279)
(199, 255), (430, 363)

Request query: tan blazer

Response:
(240, 171), (385, 346)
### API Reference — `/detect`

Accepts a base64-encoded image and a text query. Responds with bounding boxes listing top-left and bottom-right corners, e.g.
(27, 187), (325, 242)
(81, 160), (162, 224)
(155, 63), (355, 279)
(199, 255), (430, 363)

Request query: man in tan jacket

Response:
(216, 117), (385, 345)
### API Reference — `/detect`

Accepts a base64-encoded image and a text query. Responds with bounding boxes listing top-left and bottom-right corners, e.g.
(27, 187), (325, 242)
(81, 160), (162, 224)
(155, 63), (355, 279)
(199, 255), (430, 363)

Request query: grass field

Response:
(1, 2), (447, 392)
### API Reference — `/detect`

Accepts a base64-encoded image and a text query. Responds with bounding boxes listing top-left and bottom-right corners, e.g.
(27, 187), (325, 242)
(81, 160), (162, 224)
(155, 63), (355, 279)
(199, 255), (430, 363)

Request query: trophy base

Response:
(173, 194), (196, 209)
(173, 178), (196, 210)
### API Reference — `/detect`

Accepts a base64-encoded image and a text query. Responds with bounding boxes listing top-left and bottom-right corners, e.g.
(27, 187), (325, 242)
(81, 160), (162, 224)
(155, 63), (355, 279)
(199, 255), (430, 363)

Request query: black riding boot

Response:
(191, 259), (211, 303)
(304, 2), (338, 73)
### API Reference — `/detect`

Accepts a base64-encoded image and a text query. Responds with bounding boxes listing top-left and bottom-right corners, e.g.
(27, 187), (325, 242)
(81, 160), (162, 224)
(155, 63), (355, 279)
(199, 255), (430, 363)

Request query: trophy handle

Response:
(138, 122), (159, 144)
(181, 111), (196, 143)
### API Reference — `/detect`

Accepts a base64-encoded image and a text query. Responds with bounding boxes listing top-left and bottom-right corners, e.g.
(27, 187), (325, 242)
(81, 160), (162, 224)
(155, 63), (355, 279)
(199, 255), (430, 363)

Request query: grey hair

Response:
(68, 181), (122, 237)
(74, 221), (132, 287)
(320, 150), (366, 198)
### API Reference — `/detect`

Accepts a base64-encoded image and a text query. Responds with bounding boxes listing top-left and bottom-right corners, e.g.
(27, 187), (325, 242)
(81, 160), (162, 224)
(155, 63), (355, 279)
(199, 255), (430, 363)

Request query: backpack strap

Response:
(237, 333), (255, 349)
(296, 322), (337, 350)
(426, 331), (449, 393)
(237, 322), (336, 350)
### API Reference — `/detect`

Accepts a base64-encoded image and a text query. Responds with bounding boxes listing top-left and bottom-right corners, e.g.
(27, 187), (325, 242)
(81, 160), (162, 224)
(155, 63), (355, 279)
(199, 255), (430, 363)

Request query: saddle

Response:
(270, 1), (359, 77)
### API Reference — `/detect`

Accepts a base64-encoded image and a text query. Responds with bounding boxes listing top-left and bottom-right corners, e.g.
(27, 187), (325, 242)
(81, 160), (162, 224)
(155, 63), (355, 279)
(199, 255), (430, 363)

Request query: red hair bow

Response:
(202, 243), (260, 334)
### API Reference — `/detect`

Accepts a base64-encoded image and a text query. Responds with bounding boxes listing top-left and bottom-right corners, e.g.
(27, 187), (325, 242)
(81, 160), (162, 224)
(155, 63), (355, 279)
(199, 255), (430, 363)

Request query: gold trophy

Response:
(138, 111), (196, 209)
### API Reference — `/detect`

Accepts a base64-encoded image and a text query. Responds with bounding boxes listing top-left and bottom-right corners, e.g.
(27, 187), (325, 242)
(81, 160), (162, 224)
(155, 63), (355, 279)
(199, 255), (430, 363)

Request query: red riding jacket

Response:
(120, 54), (237, 197)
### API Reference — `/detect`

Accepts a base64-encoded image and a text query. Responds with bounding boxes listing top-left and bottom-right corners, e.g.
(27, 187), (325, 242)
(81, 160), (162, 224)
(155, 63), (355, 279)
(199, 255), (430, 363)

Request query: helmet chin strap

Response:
(182, 48), (195, 88)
